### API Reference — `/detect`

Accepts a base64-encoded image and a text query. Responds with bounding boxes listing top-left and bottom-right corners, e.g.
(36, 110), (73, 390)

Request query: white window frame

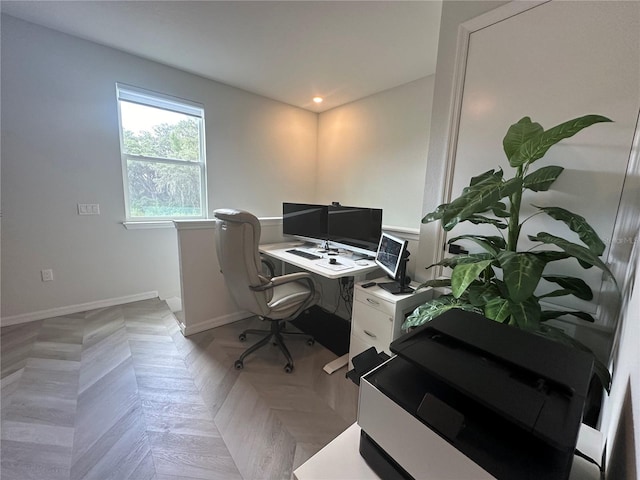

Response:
(116, 83), (207, 221)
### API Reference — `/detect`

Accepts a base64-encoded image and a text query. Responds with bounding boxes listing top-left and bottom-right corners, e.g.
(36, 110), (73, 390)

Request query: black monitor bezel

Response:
(282, 202), (329, 242)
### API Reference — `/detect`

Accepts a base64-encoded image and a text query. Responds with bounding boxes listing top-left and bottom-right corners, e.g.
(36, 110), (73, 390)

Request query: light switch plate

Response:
(78, 203), (100, 215)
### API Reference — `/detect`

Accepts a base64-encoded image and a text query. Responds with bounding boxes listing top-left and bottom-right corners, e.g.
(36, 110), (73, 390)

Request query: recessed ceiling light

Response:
(312, 96), (323, 104)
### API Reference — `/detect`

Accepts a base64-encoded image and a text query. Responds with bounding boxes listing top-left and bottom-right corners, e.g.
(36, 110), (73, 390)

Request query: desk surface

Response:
(260, 242), (380, 279)
(293, 424), (378, 480)
(294, 423), (601, 480)
(261, 241), (381, 374)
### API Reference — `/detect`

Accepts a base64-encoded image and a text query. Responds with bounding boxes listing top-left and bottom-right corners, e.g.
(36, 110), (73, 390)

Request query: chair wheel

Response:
(239, 333), (247, 341)
(284, 364), (294, 373)
(306, 338), (315, 346)
(234, 360), (244, 370)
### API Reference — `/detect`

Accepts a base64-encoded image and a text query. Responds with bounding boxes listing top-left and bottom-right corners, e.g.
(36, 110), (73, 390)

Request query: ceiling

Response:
(0, 0), (442, 112)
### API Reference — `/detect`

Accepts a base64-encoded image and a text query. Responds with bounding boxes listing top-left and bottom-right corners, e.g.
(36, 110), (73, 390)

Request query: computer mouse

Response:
(329, 258), (337, 265)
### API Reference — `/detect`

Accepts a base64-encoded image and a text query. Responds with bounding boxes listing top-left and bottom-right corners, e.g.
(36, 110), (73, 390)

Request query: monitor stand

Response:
(378, 256), (412, 295)
(378, 281), (413, 295)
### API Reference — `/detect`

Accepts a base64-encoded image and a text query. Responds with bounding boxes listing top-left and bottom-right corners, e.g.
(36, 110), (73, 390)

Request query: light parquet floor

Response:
(1, 298), (358, 480)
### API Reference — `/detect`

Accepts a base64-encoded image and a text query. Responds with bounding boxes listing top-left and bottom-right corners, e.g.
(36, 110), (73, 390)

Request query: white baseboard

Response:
(178, 310), (253, 336)
(1, 291), (159, 327)
(162, 296), (182, 313)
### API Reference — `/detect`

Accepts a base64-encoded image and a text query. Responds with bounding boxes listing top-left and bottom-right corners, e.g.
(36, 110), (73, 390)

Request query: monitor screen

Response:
(282, 203), (328, 240)
(375, 232), (408, 280)
(327, 206), (382, 255)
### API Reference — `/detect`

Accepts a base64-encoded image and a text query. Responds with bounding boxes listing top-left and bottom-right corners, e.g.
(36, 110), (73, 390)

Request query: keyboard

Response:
(286, 249), (322, 260)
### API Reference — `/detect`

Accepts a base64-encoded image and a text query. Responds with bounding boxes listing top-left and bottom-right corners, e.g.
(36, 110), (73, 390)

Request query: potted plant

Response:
(404, 114), (616, 392)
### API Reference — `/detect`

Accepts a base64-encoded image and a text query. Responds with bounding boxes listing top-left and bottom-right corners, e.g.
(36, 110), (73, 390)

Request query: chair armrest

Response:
(260, 256), (275, 278)
(250, 272), (316, 296)
(269, 272), (314, 286)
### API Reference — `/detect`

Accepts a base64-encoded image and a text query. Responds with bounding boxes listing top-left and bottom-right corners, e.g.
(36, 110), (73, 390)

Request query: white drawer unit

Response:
(348, 279), (433, 368)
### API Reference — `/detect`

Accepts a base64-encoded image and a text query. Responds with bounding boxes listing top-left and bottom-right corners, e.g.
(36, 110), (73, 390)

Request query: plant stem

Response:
(507, 167), (524, 251)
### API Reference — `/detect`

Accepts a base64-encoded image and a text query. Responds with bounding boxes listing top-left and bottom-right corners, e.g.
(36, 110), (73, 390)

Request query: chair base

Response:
(234, 319), (314, 373)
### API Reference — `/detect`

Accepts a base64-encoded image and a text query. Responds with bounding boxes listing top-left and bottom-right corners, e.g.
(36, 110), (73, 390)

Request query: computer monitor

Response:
(282, 203), (328, 243)
(327, 205), (382, 257)
(375, 232), (411, 294)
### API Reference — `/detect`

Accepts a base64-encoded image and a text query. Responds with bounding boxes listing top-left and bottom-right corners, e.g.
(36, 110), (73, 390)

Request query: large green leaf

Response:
(443, 177), (523, 230)
(415, 278), (452, 290)
(470, 168), (500, 186)
(490, 204), (511, 218)
(426, 170), (515, 230)
(541, 310), (595, 323)
(402, 296), (481, 329)
(535, 206), (606, 255)
(422, 203), (448, 223)
(523, 166), (564, 191)
(448, 234), (506, 256)
(509, 115), (612, 167)
(451, 260), (494, 298)
(541, 275), (593, 300)
(464, 215), (508, 229)
(497, 251), (546, 303)
(467, 282), (501, 306)
(427, 253), (494, 270)
(493, 278), (510, 298)
(508, 297), (542, 329)
(503, 117), (544, 160)
(529, 251), (571, 264)
(538, 289), (576, 299)
(528, 233), (616, 287)
(484, 297), (511, 323)
(437, 172), (504, 227)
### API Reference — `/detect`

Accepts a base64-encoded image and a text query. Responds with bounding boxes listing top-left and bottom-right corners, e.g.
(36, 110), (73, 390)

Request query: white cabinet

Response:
(349, 279), (433, 368)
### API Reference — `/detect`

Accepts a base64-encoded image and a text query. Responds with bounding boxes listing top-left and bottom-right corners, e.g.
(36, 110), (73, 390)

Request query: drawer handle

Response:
(363, 330), (377, 339)
(366, 298), (380, 306)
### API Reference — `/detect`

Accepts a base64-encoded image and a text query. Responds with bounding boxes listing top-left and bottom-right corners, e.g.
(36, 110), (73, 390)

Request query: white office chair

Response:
(213, 208), (319, 373)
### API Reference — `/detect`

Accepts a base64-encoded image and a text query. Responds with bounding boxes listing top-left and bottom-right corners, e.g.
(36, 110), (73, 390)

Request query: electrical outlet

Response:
(41, 269), (54, 282)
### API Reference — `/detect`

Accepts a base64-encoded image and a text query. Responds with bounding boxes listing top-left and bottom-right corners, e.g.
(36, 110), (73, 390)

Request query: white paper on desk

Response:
(315, 259), (351, 271)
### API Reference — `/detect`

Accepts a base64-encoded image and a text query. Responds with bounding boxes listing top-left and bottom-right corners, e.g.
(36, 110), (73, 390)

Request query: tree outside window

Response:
(117, 85), (206, 220)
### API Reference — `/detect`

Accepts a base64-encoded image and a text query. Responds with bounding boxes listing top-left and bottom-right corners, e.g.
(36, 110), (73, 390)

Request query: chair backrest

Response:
(213, 209), (272, 317)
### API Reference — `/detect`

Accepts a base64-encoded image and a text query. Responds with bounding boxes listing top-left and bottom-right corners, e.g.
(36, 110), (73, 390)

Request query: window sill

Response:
(122, 221), (175, 230)
(122, 219), (218, 230)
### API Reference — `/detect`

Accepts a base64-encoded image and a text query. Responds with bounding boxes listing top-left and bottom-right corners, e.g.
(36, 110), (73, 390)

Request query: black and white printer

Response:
(356, 310), (594, 480)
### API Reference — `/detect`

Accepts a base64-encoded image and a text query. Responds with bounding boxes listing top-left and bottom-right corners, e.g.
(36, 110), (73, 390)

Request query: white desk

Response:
(293, 423), (377, 480)
(294, 423), (602, 480)
(259, 242), (380, 279)
(260, 242), (380, 373)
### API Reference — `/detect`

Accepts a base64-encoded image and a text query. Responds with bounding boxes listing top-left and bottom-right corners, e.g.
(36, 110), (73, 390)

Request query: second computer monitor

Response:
(375, 232), (408, 280)
(328, 205), (382, 257)
(375, 232), (411, 294)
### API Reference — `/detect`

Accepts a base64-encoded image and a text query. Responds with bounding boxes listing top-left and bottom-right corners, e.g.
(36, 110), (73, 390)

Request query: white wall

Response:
(601, 231), (640, 479)
(1, 15), (318, 321)
(415, 0), (508, 282)
(316, 76), (435, 229)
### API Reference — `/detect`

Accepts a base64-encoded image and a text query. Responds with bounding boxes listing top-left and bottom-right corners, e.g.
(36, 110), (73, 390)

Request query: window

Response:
(116, 84), (206, 220)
